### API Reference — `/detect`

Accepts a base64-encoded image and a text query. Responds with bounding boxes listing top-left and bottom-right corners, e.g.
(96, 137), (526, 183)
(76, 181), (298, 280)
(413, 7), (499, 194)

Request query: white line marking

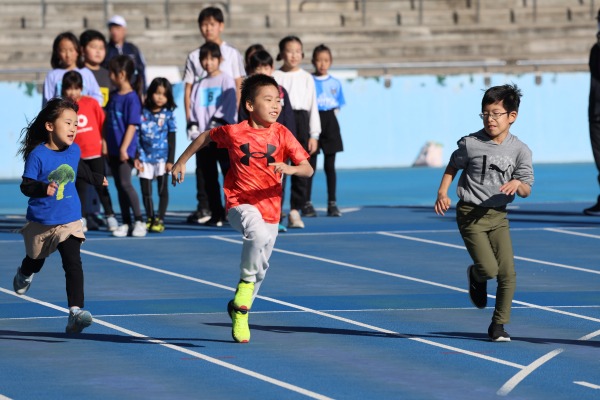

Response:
(76, 248), (524, 369)
(544, 228), (600, 239)
(0, 287), (332, 400)
(496, 349), (564, 396)
(378, 232), (600, 275)
(0, 394), (13, 400)
(574, 381), (600, 390)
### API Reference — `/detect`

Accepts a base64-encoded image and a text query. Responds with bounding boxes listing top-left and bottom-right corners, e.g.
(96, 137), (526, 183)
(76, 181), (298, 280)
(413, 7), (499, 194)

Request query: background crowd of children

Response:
(38, 6), (347, 238)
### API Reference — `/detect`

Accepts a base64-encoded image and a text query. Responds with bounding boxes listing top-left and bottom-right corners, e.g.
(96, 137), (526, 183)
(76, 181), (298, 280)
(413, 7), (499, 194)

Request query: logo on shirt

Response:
(239, 143), (276, 166)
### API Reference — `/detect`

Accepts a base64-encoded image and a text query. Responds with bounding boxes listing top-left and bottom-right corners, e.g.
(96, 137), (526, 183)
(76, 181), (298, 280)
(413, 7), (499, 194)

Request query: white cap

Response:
(107, 15), (127, 27)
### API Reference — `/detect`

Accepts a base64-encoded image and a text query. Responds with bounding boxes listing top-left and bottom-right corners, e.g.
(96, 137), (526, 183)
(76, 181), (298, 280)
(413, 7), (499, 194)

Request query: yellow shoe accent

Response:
(228, 300), (250, 343)
(233, 281), (254, 312)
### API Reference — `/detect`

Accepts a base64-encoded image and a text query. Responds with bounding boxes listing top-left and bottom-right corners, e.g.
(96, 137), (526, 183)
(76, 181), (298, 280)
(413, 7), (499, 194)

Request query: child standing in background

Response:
(80, 29), (114, 107)
(273, 36), (320, 228)
(434, 84), (534, 342)
(188, 41), (238, 227)
(171, 74), (313, 343)
(312, 44), (345, 217)
(14, 98), (107, 334)
(43, 32), (103, 107)
(104, 55), (146, 237)
(182, 6), (246, 224)
(135, 78), (177, 233)
(61, 71), (119, 232)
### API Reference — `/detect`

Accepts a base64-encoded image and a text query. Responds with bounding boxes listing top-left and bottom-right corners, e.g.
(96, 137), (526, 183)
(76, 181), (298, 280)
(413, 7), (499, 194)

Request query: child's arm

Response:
(171, 130), (212, 185)
(434, 165), (458, 216)
(166, 131), (176, 173)
(184, 83), (193, 122)
(119, 124), (137, 161)
(500, 180), (531, 198)
(20, 178), (58, 198)
(269, 159), (314, 179)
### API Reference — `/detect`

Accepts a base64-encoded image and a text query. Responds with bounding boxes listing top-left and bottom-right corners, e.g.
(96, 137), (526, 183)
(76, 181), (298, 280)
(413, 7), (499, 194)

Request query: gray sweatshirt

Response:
(449, 129), (534, 208)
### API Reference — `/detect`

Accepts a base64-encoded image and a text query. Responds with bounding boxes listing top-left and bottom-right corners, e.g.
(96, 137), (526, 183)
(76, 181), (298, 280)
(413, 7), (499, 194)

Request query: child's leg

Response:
(324, 153), (337, 203)
(156, 175), (169, 221)
(227, 204), (279, 302)
(200, 144), (226, 221)
(88, 157), (115, 216)
(487, 213), (515, 324)
(305, 152), (317, 205)
(109, 157), (143, 224)
(57, 236), (84, 308)
(20, 256), (45, 276)
(139, 177), (154, 220)
(194, 149), (210, 213)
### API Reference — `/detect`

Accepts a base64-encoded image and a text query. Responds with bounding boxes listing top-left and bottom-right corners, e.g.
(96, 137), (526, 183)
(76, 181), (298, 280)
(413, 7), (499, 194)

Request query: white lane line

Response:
(574, 381), (600, 389)
(496, 349), (564, 396)
(79, 248), (523, 369)
(378, 232), (600, 275)
(544, 228), (600, 239)
(0, 287), (332, 400)
(0, 394), (14, 400)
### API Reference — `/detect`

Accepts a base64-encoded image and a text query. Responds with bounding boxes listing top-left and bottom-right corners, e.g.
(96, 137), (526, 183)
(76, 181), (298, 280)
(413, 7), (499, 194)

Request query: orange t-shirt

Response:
(210, 120), (309, 223)
(74, 95), (105, 159)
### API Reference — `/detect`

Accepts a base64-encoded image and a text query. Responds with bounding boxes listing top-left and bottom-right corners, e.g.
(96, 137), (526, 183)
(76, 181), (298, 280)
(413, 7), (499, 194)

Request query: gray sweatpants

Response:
(456, 201), (516, 324)
(227, 204), (279, 301)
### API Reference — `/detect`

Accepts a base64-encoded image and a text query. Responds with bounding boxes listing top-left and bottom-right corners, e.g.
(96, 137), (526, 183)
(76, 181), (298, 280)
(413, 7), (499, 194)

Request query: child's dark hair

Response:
(244, 43), (265, 70)
(50, 32), (82, 69)
(18, 98), (79, 161)
(144, 77), (176, 111)
(199, 41), (221, 61)
(198, 6), (224, 24)
(482, 84), (522, 113)
(241, 74), (279, 108)
(79, 29), (107, 49)
(312, 44), (332, 63)
(277, 35), (303, 61)
(108, 54), (142, 100)
(61, 71), (83, 97)
(248, 50), (274, 73)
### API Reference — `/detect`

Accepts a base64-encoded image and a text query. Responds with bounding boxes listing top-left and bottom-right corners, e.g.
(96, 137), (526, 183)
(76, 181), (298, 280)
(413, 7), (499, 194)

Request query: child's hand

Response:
(500, 180), (521, 196)
(165, 162), (173, 174)
(119, 148), (129, 162)
(171, 162), (186, 186)
(434, 194), (451, 216)
(308, 138), (319, 154)
(269, 162), (293, 178)
(102, 177), (109, 187)
(47, 181), (58, 197)
(134, 158), (143, 172)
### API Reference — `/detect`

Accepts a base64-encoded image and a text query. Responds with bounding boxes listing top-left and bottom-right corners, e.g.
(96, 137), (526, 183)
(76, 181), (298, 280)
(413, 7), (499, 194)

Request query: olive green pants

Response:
(456, 201), (516, 324)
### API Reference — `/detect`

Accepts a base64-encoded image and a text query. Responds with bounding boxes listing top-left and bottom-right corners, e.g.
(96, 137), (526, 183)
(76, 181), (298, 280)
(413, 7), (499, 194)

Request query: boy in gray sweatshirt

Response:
(434, 84), (534, 342)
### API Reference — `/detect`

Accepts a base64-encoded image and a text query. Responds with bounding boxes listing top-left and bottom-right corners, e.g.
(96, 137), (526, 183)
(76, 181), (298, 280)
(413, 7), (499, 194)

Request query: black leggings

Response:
(108, 156), (143, 225)
(140, 175), (169, 221)
(323, 153), (337, 203)
(76, 157), (115, 216)
(20, 236), (85, 308)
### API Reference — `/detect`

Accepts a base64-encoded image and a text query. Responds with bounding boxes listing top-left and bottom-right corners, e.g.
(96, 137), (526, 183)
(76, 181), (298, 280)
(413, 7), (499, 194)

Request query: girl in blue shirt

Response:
(14, 98), (107, 334)
(135, 77), (177, 233)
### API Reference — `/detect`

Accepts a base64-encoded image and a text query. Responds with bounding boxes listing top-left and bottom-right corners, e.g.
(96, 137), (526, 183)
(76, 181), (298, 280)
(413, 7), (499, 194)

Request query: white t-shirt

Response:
(273, 68), (321, 139)
(182, 42), (246, 84)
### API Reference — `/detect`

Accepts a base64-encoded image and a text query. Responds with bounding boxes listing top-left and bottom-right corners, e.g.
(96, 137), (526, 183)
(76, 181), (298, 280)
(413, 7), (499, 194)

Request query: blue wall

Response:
(0, 72), (591, 179)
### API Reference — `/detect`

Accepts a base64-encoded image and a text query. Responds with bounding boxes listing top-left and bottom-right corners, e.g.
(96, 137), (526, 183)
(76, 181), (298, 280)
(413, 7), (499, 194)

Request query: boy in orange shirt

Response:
(171, 74), (313, 344)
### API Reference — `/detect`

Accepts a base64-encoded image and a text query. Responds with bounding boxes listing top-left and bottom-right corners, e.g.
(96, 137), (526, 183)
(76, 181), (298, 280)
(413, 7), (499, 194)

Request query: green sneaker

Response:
(146, 218), (154, 230)
(150, 219), (165, 233)
(233, 280), (254, 312)
(228, 300), (250, 343)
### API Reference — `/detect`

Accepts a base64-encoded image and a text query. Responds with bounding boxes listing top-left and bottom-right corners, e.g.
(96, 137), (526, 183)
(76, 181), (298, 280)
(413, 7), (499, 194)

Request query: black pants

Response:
(197, 143), (229, 220)
(590, 118), (600, 187)
(323, 153), (337, 203)
(140, 175), (169, 221)
(290, 110), (311, 210)
(108, 156), (143, 225)
(20, 236), (84, 308)
(76, 157), (115, 216)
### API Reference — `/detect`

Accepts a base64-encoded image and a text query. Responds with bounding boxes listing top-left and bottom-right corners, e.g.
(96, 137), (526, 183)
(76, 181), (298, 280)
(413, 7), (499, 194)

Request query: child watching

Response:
(434, 84), (534, 342)
(171, 74), (314, 343)
(188, 41), (237, 227)
(182, 6), (245, 224)
(80, 29), (114, 107)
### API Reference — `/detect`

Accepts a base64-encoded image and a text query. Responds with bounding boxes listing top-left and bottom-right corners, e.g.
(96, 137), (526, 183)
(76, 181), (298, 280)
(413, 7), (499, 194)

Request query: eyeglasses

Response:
(479, 112), (509, 120)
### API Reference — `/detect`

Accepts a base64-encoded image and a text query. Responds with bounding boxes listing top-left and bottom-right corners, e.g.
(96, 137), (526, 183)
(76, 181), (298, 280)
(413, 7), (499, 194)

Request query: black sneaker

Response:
(302, 202), (317, 217)
(583, 196), (600, 216)
(187, 209), (211, 224)
(85, 215), (100, 231)
(467, 265), (487, 309)
(327, 201), (342, 217)
(204, 216), (224, 227)
(488, 322), (511, 342)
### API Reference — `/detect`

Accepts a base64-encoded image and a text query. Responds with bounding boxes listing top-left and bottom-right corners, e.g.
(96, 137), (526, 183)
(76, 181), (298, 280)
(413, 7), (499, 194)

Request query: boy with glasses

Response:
(434, 84), (534, 342)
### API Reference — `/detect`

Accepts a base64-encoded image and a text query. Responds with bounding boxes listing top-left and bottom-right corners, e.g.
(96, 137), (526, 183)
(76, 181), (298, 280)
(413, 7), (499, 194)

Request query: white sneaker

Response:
(81, 218), (88, 233)
(287, 209), (305, 229)
(131, 220), (147, 237)
(13, 267), (34, 295)
(106, 215), (119, 232)
(112, 224), (129, 237)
